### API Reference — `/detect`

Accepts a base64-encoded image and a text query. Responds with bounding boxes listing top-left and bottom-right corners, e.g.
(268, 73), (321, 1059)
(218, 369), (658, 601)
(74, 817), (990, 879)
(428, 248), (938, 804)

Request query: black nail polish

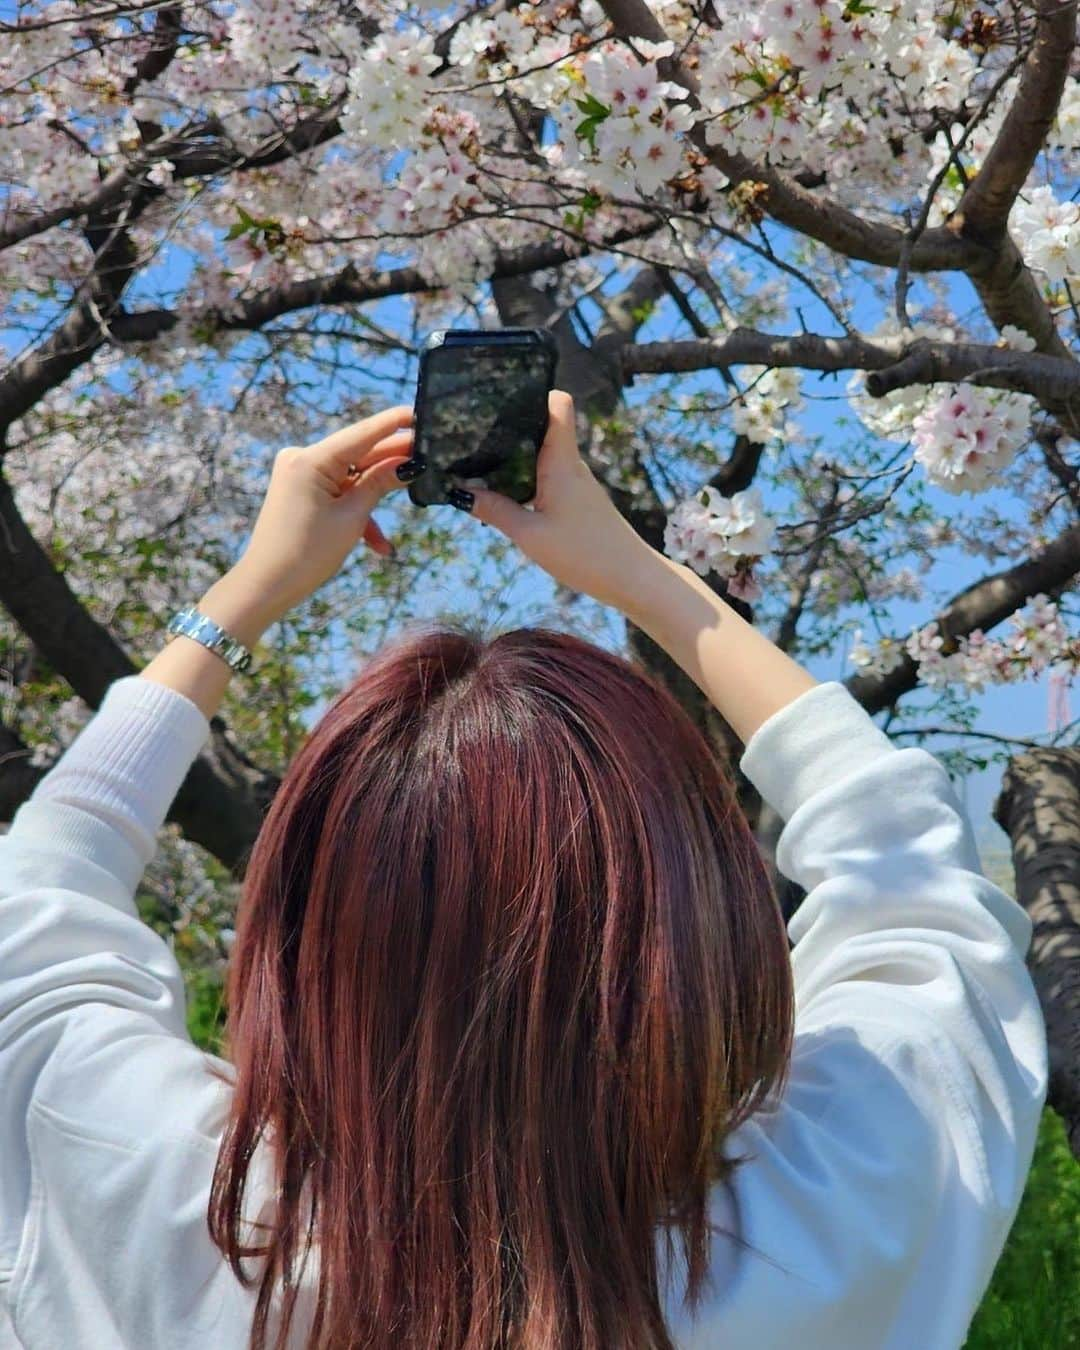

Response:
(447, 487), (474, 513)
(396, 459), (425, 483)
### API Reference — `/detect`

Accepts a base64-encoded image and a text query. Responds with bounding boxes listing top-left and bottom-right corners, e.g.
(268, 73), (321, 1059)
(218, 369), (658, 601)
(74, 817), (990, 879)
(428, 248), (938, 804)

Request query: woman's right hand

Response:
(459, 391), (664, 616)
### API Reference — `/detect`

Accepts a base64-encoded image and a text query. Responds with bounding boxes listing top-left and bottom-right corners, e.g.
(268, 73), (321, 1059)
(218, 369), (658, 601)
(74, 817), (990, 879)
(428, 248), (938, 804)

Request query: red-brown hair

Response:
(208, 625), (794, 1349)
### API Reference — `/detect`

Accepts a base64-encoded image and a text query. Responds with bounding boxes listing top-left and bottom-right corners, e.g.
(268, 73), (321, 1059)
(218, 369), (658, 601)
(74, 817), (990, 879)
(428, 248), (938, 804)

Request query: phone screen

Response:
(411, 340), (553, 505)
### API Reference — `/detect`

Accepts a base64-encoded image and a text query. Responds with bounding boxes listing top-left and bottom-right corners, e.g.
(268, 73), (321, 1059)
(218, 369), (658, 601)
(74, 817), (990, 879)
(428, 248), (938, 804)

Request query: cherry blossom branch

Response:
(599, 0), (1072, 360)
(0, 0), (176, 33)
(864, 339), (1080, 433)
(0, 0), (509, 254)
(846, 522), (1080, 714)
(1035, 423), (1080, 513)
(706, 436), (763, 496)
(954, 0), (1078, 244)
(892, 725), (1077, 749)
(119, 228), (658, 342)
(774, 479), (842, 653)
(124, 2), (182, 96)
(623, 330), (891, 376)
(895, 46), (1029, 327)
(0, 127), (190, 252)
(0, 100), (343, 255)
(0, 186), (160, 440)
(622, 330), (1080, 434)
(956, 1), (1079, 359)
(596, 0), (971, 272)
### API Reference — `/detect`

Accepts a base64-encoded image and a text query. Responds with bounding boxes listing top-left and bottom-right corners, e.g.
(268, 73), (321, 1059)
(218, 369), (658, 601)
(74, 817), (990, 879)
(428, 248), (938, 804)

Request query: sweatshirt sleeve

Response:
(662, 682), (1048, 1350)
(0, 674), (215, 1284)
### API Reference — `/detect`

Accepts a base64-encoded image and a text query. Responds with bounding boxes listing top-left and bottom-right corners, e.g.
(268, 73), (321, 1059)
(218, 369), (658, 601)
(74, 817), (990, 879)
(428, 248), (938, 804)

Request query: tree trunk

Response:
(994, 748), (1080, 1159)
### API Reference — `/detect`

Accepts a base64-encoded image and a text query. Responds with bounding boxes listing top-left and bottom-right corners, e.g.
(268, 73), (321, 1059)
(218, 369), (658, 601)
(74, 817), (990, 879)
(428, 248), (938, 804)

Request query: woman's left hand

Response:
(230, 405), (414, 620)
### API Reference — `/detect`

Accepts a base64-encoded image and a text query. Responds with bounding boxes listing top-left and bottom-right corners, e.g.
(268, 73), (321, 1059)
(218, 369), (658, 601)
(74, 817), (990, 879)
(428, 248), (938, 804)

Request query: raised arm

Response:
(465, 391), (819, 742)
(467, 390), (1049, 1347)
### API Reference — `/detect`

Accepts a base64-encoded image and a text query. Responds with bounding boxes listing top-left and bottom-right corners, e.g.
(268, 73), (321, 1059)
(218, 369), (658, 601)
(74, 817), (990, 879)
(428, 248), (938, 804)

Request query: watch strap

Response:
(166, 606), (253, 675)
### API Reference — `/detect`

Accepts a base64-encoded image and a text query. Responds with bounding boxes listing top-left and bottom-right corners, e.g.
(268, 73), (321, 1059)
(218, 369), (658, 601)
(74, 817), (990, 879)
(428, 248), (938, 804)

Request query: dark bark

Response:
(624, 331), (1080, 437)
(994, 748), (1080, 1158)
(954, 1), (1077, 242)
(0, 721), (45, 823)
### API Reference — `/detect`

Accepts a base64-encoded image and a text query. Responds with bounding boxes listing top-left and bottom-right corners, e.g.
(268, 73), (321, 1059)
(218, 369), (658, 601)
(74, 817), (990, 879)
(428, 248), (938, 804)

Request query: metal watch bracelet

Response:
(165, 606), (253, 675)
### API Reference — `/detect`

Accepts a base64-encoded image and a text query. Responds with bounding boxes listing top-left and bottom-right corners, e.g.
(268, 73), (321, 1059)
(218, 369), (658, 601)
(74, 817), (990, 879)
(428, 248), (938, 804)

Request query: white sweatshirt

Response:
(0, 675), (1047, 1350)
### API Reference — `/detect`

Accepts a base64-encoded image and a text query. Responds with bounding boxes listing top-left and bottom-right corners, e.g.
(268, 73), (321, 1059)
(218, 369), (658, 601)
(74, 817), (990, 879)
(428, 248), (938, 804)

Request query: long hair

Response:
(207, 625), (795, 1350)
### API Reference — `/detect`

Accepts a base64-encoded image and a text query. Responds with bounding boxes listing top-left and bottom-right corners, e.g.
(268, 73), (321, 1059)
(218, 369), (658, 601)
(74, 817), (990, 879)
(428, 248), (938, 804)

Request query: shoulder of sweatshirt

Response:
(740, 680), (1032, 960)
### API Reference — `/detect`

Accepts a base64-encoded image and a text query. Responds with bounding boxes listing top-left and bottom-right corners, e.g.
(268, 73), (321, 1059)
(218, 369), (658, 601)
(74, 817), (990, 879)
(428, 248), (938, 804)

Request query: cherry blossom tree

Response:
(2, 0), (1079, 1113)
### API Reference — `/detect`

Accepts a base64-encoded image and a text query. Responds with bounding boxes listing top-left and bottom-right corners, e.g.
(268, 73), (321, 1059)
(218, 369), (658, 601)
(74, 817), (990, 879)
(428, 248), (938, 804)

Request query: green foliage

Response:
(964, 1107), (1080, 1348)
(185, 968), (228, 1058)
(564, 189), (603, 231)
(218, 616), (321, 769)
(943, 162), (968, 194)
(573, 93), (610, 150)
(224, 205), (285, 251)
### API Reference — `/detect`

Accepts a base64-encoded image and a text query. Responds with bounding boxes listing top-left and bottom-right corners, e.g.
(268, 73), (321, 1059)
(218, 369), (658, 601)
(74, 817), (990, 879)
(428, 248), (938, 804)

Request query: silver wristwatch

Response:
(166, 606), (253, 675)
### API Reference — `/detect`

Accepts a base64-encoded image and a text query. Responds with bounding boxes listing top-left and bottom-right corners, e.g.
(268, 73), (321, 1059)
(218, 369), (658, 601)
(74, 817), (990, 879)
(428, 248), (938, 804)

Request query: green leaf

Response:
(563, 189), (604, 230)
(573, 92), (611, 120)
(224, 205), (258, 241)
(573, 93), (611, 150)
(224, 205), (284, 245)
(943, 163), (966, 193)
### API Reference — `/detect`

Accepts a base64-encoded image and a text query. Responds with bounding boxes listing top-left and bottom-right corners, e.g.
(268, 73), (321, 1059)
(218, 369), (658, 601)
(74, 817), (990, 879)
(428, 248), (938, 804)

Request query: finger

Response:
(362, 516), (394, 557)
(346, 455), (411, 514)
(467, 485), (535, 544)
(349, 427), (415, 474)
(540, 390), (579, 467)
(330, 431), (414, 495)
(307, 406), (414, 477)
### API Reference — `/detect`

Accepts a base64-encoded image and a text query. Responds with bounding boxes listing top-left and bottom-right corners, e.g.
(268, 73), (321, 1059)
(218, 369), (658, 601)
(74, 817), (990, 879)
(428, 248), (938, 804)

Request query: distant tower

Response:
(1048, 669), (1070, 734)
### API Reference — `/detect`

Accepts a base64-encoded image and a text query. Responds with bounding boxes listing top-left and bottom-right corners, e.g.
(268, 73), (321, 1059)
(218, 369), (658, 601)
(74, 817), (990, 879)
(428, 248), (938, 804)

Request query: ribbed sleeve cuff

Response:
(7, 676), (212, 888)
(739, 681), (897, 824)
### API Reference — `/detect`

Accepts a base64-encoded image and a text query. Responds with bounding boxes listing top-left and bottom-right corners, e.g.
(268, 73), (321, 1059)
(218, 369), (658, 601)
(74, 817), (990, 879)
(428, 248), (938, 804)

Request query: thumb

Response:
(467, 485), (535, 543)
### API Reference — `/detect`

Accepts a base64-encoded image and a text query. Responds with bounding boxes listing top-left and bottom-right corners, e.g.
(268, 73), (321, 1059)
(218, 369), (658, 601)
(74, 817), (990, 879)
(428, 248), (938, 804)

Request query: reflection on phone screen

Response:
(416, 345), (551, 503)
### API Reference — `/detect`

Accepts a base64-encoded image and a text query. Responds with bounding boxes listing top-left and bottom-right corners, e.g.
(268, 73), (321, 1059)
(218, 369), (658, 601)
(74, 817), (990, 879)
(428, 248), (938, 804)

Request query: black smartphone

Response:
(407, 328), (558, 507)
